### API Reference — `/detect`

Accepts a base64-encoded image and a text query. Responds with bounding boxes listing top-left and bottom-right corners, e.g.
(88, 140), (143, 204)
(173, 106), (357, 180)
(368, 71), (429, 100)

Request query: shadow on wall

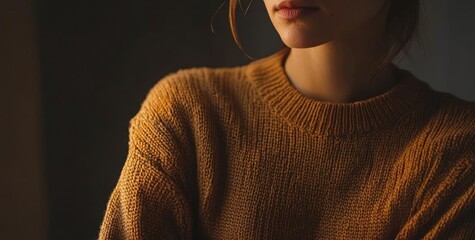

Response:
(0, 0), (47, 239)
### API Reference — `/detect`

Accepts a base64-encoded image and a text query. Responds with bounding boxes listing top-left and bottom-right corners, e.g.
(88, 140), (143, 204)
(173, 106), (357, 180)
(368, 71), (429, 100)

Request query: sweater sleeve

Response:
(397, 134), (475, 240)
(98, 74), (195, 239)
(431, 146), (475, 240)
(426, 107), (475, 240)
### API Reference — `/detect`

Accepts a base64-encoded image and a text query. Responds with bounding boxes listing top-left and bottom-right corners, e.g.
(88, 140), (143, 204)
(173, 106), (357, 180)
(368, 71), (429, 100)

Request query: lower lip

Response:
(276, 8), (319, 20)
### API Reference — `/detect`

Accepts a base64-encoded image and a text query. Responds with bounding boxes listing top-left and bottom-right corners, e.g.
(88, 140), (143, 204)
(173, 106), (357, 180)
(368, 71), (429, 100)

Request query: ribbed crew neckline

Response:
(245, 47), (434, 136)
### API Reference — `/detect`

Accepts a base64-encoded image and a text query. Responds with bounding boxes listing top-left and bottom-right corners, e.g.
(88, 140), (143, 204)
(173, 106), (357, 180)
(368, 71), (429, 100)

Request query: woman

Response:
(99, 0), (475, 239)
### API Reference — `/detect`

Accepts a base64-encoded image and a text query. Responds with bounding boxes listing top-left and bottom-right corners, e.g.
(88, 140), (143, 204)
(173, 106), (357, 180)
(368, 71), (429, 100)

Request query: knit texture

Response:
(99, 48), (475, 239)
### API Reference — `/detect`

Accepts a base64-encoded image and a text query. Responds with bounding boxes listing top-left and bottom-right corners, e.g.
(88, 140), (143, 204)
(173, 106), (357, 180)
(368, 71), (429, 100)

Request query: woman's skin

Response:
(263, 0), (397, 103)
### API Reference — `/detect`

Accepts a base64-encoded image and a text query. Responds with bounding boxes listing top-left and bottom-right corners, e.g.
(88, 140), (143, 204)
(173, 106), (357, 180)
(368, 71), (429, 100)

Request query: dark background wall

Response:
(1, 0), (473, 239)
(34, 0), (280, 239)
(1, 1), (46, 239)
(398, 0), (475, 101)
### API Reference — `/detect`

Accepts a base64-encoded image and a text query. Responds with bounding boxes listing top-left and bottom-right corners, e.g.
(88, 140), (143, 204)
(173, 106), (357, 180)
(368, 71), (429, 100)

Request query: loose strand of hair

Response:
(229, 0), (255, 59)
(210, 0), (227, 34)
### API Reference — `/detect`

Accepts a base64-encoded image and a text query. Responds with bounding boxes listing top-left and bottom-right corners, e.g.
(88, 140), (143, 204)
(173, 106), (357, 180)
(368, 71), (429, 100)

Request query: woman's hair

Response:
(227, 0), (422, 80)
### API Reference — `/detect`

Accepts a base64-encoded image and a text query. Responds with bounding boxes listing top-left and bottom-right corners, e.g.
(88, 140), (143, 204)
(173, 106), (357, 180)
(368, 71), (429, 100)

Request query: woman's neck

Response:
(283, 5), (396, 103)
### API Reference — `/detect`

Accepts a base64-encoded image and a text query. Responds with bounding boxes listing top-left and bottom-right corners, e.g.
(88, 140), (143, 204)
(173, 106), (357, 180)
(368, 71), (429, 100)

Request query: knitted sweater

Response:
(99, 48), (475, 239)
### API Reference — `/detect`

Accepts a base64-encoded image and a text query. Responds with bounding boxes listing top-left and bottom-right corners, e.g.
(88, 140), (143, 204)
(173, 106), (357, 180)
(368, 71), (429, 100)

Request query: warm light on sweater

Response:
(99, 48), (475, 239)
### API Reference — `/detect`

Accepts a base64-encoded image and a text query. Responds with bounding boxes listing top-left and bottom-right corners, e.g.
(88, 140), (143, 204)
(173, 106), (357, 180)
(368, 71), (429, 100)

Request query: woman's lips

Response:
(275, 1), (319, 20)
(276, 7), (318, 20)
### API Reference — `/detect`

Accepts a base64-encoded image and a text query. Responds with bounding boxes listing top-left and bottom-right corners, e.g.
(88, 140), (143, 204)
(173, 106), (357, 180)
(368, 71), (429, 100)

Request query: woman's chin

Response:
(281, 37), (329, 49)
(277, 29), (333, 49)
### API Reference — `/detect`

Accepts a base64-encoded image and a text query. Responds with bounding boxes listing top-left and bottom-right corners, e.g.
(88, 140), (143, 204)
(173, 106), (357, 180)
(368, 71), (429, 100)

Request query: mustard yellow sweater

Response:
(99, 48), (475, 239)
